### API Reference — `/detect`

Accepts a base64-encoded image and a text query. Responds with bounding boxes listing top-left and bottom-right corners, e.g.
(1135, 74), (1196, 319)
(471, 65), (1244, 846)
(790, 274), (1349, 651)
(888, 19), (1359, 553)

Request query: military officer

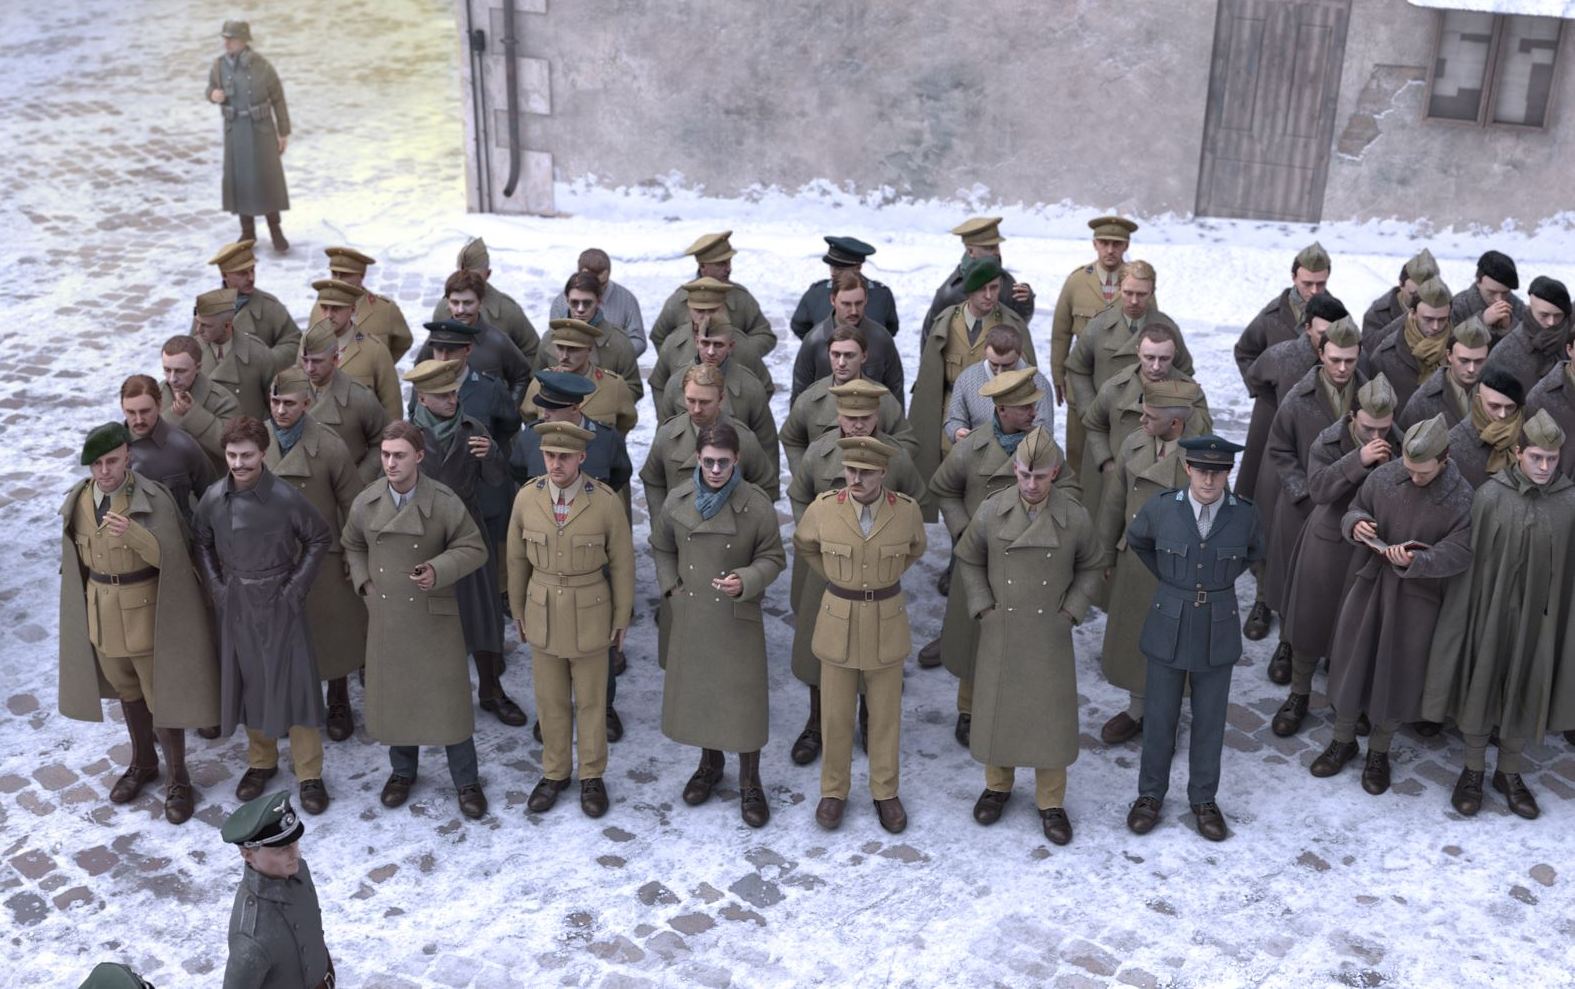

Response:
(77, 963), (154, 988)
(1124, 436), (1265, 842)
(521, 318), (639, 434)
(946, 325), (1055, 445)
(790, 235), (900, 339)
(507, 421), (635, 818)
(416, 272), (535, 405)
(265, 369), (366, 743)
(648, 230), (777, 355)
(312, 278), (402, 421)
(1361, 248), (1438, 339)
(1445, 366), (1524, 489)
(512, 370), (632, 494)
(161, 333), (240, 473)
(792, 268), (905, 405)
(207, 21), (291, 251)
(782, 334), (916, 475)
(794, 437), (926, 833)
(650, 276), (775, 409)
(431, 237), (541, 365)
(121, 373), (215, 521)
(1482, 275), (1572, 395)
(308, 245), (413, 362)
(656, 313), (780, 464)
(194, 286), (276, 421)
(1065, 262), (1196, 436)
(642, 364), (778, 524)
(537, 274), (642, 392)
(1369, 277), (1455, 412)
(955, 428), (1100, 845)
(922, 216), (1035, 332)
(220, 790), (333, 988)
(58, 423), (218, 824)
(1449, 250), (1526, 341)
(297, 321), (389, 484)
(548, 248), (647, 356)
(207, 239), (301, 370)
(1398, 317), (1492, 430)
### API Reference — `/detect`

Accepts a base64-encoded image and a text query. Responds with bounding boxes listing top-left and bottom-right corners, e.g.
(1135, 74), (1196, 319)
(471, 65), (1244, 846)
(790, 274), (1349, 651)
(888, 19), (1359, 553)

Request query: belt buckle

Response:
(1194, 588), (1207, 606)
(108, 573), (122, 586)
(862, 589), (876, 602)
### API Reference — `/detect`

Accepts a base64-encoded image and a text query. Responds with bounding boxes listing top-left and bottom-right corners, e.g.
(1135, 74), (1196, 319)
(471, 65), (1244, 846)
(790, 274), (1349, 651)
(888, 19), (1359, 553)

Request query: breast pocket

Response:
(1071, 306), (1103, 334)
(1210, 544), (1248, 586)
(820, 542), (855, 583)
(875, 544), (907, 584)
(1155, 538), (1190, 584)
(571, 533), (608, 572)
(520, 528), (549, 569)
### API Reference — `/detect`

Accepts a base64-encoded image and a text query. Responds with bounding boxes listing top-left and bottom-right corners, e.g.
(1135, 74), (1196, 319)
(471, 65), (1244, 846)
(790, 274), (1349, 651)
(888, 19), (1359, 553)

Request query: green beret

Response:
(962, 258), (1003, 295)
(81, 422), (130, 466)
(222, 790), (304, 848)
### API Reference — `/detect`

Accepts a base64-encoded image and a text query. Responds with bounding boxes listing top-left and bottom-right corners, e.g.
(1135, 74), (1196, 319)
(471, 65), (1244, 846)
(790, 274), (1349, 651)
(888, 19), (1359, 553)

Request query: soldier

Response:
(206, 21), (291, 251)
(548, 248), (647, 356)
(791, 269), (905, 405)
(507, 422), (635, 818)
(207, 239), (301, 370)
(308, 246), (413, 362)
(642, 364), (778, 525)
(1525, 335), (1575, 475)
(1369, 276), (1455, 411)
(794, 437), (927, 833)
(220, 791), (333, 988)
(121, 373), (214, 521)
(58, 423), (218, 824)
(1422, 410), (1575, 820)
(947, 325), (1056, 446)
(193, 286), (275, 421)
(1445, 366), (1524, 489)
(783, 328), (915, 475)
(297, 321), (388, 484)
(161, 333), (239, 473)
(922, 217), (1035, 332)
(521, 317), (639, 434)
(790, 235), (900, 339)
(431, 237), (541, 366)
(1094, 379), (1202, 745)
(312, 279), (402, 421)
(648, 230), (776, 355)
(1362, 248), (1439, 339)
(656, 313), (780, 464)
(536, 275), (642, 399)
(1124, 436), (1264, 842)
(1311, 414), (1473, 795)
(405, 360), (525, 727)
(77, 963), (154, 988)
(1233, 241), (1332, 500)
(1397, 317), (1492, 431)
(786, 382), (927, 761)
(416, 273), (534, 405)
(650, 422), (786, 827)
(342, 422), (491, 820)
(650, 277), (775, 409)
(1051, 215), (1144, 471)
(194, 417), (333, 813)
(1449, 249), (1526, 341)
(1482, 275), (1572, 394)
(265, 369), (366, 743)
(1270, 375), (1403, 738)
(512, 370), (632, 495)
(956, 428), (1100, 844)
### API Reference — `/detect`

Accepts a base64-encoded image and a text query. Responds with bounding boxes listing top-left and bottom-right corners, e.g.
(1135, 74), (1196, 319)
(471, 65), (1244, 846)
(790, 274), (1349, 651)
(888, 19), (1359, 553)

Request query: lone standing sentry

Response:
(207, 21), (291, 252)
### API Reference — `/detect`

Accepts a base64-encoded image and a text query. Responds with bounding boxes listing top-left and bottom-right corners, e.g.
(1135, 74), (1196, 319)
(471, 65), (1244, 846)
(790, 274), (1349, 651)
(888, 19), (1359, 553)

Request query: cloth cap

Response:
(1477, 250), (1518, 290)
(1451, 315), (1493, 350)
(548, 317), (601, 349)
(1479, 365), (1525, 407)
(81, 422), (130, 466)
(403, 359), (464, 394)
(1141, 377), (1204, 409)
(194, 287), (238, 318)
(1305, 291), (1349, 325)
(533, 420), (594, 454)
(830, 378), (887, 416)
(684, 231), (736, 264)
(312, 278), (365, 307)
(324, 246), (376, 275)
(78, 962), (153, 989)
(222, 790), (304, 848)
(1415, 276), (1452, 310)
(1529, 275), (1571, 316)
(837, 435), (895, 470)
(1404, 248), (1440, 284)
(1402, 413), (1451, 461)
(301, 319), (338, 355)
(1013, 426), (1063, 472)
(951, 216), (1005, 247)
(1294, 241), (1332, 273)
(422, 320), (480, 347)
(978, 366), (1045, 406)
(1356, 373), (1398, 418)
(208, 239), (256, 273)
(270, 367), (312, 397)
(682, 277), (729, 311)
(533, 370), (597, 409)
(457, 237), (489, 271)
(1087, 215), (1138, 241)
(1179, 434), (1246, 469)
(962, 258), (1004, 295)
(822, 235), (876, 267)
(220, 20), (251, 40)
(1523, 408), (1566, 451)
(1322, 316), (1361, 350)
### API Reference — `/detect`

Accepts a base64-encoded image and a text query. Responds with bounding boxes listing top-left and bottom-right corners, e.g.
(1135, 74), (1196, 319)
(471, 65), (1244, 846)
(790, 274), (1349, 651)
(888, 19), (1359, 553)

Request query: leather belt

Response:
(826, 582), (901, 603)
(88, 566), (157, 586)
(532, 571), (605, 588)
(1166, 585), (1235, 606)
(231, 563), (293, 580)
(223, 102), (272, 119)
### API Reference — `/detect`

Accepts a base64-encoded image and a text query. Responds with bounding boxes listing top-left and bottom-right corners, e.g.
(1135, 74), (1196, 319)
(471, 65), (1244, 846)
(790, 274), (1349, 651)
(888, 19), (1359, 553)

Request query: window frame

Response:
(1423, 10), (1565, 131)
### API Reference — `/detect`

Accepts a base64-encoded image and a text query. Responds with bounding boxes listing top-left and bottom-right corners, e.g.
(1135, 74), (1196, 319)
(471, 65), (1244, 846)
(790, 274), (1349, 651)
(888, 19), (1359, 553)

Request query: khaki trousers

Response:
(985, 765), (1069, 809)
(98, 652), (156, 708)
(956, 674), (974, 716)
(534, 649), (609, 780)
(247, 727), (325, 780)
(821, 662), (902, 800)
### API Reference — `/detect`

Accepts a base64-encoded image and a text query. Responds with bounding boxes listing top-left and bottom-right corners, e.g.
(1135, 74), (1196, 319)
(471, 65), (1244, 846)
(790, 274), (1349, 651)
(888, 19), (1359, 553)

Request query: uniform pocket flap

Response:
(1153, 594), (1184, 619)
(822, 542), (853, 559)
(1155, 538), (1189, 556)
(1214, 544), (1247, 560)
(521, 528), (548, 546)
(878, 544), (906, 560)
(572, 534), (606, 549)
(822, 594), (852, 619)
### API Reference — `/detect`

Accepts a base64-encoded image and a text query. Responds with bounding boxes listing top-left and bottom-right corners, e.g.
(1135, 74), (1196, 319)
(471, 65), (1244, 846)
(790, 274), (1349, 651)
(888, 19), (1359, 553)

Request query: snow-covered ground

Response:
(5, 2), (1575, 986)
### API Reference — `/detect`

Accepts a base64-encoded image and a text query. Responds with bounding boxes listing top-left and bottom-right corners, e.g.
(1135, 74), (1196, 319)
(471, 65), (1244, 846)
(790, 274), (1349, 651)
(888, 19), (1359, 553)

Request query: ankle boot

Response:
(738, 750), (769, 828)
(475, 651), (527, 726)
(790, 687), (822, 765)
(683, 749), (725, 806)
(265, 212), (288, 252)
(325, 677), (353, 742)
(156, 728), (194, 825)
(239, 215), (257, 242)
(111, 699), (160, 804)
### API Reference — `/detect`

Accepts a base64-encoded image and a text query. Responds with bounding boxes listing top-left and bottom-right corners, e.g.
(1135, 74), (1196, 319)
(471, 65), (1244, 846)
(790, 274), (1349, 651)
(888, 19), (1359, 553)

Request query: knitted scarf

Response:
(272, 416), (307, 456)
(1404, 314), (1450, 381)
(1471, 393), (1523, 476)
(412, 404), (462, 451)
(993, 415), (1027, 456)
(692, 465), (741, 521)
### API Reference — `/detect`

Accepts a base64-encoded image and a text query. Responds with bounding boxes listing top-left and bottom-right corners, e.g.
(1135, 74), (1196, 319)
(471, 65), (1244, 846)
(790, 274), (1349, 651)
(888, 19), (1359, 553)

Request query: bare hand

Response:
(1484, 299), (1512, 327)
(1382, 544), (1415, 568)
(1012, 282), (1033, 302)
(102, 511), (131, 537)
(1359, 437), (1392, 467)
(610, 627), (626, 650)
(1053, 384), (1066, 408)
(209, 88), (226, 104)
(409, 563), (436, 591)
(955, 427), (971, 440)
(1059, 609), (1076, 623)
(170, 390), (193, 416)
(712, 573), (744, 598)
(515, 618), (526, 642)
(467, 435), (492, 459)
(1353, 519), (1378, 545)
(1101, 461), (1115, 475)
(277, 134), (288, 156)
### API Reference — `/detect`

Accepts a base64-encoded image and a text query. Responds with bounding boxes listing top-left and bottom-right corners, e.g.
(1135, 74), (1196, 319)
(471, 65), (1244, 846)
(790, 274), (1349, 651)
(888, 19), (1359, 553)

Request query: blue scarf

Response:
(993, 414), (1027, 455)
(693, 466), (742, 520)
(272, 416), (307, 455)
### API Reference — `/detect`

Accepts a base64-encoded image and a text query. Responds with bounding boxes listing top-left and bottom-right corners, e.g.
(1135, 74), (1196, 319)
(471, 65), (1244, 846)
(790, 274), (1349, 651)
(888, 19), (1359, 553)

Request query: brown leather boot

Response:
(156, 728), (194, 825)
(239, 215), (257, 242)
(682, 749), (725, 806)
(325, 677), (354, 742)
(738, 751), (769, 828)
(110, 699), (159, 804)
(476, 652), (527, 727)
(265, 212), (288, 252)
(873, 796), (908, 834)
(790, 687), (822, 765)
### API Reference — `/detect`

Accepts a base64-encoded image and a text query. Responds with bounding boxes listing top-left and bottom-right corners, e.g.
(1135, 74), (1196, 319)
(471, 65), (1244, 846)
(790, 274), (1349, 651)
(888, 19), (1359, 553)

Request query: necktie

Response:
(1157, 439), (1168, 460)
(969, 319), (983, 344)
(214, 343), (224, 362)
(554, 494), (569, 526)
(1197, 502), (1212, 538)
(1102, 276), (1116, 303)
(859, 505), (874, 536)
(95, 494), (111, 526)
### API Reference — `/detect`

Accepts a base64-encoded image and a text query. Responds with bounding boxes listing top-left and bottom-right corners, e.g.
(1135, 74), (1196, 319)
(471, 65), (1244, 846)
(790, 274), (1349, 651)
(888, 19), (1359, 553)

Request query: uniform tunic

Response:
(308, 371), (388, 484)
(223, 860), (330, 989)
(203, 331), (278, 422)
(162, 374), (240, 474)
(234, 290), (303, 372)
(649, 282), (776, 356)
(1233, 289), (1304, 496)
(650, 329), (775, 409)
(790, 275), (899, 339)
(792, 315), (905, 407)
(781, 375), (916, 476)
(208, 48), (290, 217)
(310, 290), (412, 363)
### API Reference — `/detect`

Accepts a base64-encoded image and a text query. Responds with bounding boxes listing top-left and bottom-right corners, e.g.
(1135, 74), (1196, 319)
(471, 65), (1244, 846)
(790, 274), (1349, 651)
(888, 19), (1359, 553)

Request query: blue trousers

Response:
(389, 738), (479, 788)
(1138, 660), (1233, 806)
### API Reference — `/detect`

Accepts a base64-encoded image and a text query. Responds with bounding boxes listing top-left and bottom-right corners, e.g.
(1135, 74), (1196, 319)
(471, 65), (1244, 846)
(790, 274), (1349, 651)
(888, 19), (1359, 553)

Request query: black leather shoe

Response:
(381, 774), (414, 809)
(936, 569), (950, 597)
(235, 766), (278, 801)
(1243, 601), (1272, 641)
(1355, 713), (1371, 736)
(532, 720), (542, 743)
(972, 789), (1010, 825)
(1565, 729), (1575, 746)
(917, 638), (943, 669)
(1361, 750), (1391, 795)
(325, 703), (354, 742)
(954, 713), (972, 749)
(480, 693), (529, 727)
(1100, 712), (1143, 745)
(1267, 642), (1293, 684)
(527, 776), (571, 813)
(1192, 802), (1228, 841)
(1451, 768), (1485, 816)
(740, 786), (770, 828)
(580, 778), (609, 818)
(1040, 807), (1073, 846)
(298, 778), (330, 815)
(1413, 720), (1442, 738)
(815, 796), (845, 830)
(110, 765), (159, 804)
(1271, 693), (1310, 737)
(164, 781), (195, 825)
(874, 796), (908, 834)
(1493, 771), (1540, 819)
(1127, 796), (1161, 835)
(606, 706), (624, 743)
(790, 725), (822, 765)
(457, 783), (488, 819)
(682, 762), (724, 806)
(197, 725), (221, 740)
(1310, 740), (1359, 777)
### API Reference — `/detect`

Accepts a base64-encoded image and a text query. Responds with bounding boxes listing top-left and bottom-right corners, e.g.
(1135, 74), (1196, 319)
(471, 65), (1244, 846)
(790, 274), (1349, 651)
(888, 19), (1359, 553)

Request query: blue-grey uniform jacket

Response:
(508, 416), (631, 492)
(224, 860), (331, 989)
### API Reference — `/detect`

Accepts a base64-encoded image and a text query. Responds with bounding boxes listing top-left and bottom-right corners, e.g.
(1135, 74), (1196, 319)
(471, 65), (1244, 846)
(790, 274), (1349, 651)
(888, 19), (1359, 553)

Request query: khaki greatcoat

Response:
(312, 291), (413, 363)
(309, 370), (388, 484)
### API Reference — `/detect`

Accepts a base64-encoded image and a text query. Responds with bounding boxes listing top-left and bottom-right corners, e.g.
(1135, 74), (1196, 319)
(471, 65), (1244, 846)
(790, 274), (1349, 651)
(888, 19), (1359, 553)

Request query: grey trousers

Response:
(1138, 660), (1233, 806)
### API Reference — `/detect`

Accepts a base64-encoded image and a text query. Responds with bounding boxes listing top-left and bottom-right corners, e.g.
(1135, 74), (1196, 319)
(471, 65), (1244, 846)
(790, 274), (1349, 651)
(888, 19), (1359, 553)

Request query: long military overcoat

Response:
(208, 48), (290, 216)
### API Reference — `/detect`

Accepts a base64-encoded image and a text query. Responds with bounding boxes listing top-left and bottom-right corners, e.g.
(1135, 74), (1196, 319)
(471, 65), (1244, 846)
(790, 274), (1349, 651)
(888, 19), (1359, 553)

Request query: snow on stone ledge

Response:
(1407, 0), (1575, 18)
